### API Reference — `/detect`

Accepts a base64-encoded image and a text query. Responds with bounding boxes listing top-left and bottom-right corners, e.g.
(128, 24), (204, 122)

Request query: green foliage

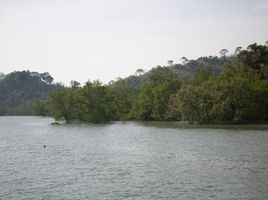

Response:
(151, 81), (181, 120)
(0, 71), (59, 115)
(78, 81), (113, 123)
(168, 43), (268, 123)
(130, 84), (154, 120)
(211, 68), (267, 123)
(33, 101), (49, 116)
(48, 89), (75, 123)
(130, 81), (181, 120)
(147, 66), (178, 83)
(169, 81), (213, 124)
(2, 42), (268, 124)
(107, 79), (139, 120)
(238, 43), (268, 71)
(47, 81), (114, 123)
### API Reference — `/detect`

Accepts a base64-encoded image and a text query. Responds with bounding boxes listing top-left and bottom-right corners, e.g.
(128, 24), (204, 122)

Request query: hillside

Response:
(0, 53), (249, 118)
(46, 42), (268, 123)
(112, 55), (228, 88)
(0, 56), (228, 116)
(0, 71), (61, 115)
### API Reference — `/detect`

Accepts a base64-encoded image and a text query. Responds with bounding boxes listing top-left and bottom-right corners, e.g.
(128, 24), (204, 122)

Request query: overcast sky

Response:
(0, 0), (268, 84)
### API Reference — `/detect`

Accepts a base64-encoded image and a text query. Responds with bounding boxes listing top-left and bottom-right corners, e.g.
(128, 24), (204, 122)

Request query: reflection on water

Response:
(135, 120), (268, 130)
(0, 116), (268, 200)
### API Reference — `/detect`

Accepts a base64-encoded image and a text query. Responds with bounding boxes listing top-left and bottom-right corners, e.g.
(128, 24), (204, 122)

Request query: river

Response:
(0, 116), (267, 199)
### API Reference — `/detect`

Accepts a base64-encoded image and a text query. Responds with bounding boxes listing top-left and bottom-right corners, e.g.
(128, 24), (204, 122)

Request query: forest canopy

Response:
(1, 42), (268, 124)
(0, 71), (61, 115)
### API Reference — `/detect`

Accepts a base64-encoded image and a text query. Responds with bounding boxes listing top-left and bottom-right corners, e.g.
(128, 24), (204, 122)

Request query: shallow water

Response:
(0, 116), (268, 199)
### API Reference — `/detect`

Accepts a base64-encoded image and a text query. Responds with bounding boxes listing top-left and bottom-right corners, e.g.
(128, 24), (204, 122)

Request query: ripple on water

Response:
(0, 117), (268, 200)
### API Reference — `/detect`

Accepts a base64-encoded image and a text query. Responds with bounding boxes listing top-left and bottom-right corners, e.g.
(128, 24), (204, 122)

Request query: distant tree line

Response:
(46, 42), (268, 124)
(0, 71), (62, 115)
(1, 42), (267, 123)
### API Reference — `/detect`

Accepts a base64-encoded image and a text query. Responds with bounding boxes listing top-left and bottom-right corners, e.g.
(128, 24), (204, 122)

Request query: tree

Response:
(167, 60), (174, 66)
(235, 47), (242, 55)
(148, 66), (177, 83)
(130, 80), (181, 121)
(70, 80), (81, 88)
(0, 72), (5, 80)
(180, 57), (189, 65)
(79, 81), (112, 123)
(135, 69), (145, 76)
(151, 81), (181, 120)
(219, 49), (229, 57)
(107, 79), (138, 120)
(47, 89), (75, 123)
(40, 72), (53, 84)
(169, 82), (213, 124)
(238, 43), (268, 72)
(212, 78), (258, 122)
(130, 84), (154, 120)
(0, 71), (59, 115)
(34, 101), (49, 116)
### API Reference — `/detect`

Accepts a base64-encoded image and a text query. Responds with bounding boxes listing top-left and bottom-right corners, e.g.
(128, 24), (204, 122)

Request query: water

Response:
(0, 116), (268, 200)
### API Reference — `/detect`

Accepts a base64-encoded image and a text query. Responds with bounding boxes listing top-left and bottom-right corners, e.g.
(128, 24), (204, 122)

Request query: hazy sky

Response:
(0, 0), (268, 84)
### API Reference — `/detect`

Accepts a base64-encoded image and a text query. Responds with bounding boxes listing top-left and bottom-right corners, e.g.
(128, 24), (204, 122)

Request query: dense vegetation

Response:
(46, 42), (268, 124)
(0, 71), (61, 115)
(1, 42), (267, 124)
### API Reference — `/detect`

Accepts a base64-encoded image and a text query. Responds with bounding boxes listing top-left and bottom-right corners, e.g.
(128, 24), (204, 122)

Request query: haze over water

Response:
(0, 117), (268, 199)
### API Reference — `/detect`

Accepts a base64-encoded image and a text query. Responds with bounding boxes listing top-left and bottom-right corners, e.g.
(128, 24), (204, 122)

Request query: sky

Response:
(0, 0), (268, 85)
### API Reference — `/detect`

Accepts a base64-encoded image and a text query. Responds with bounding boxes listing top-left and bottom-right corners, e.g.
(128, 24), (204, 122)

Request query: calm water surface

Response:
(0, 116), (268, 200)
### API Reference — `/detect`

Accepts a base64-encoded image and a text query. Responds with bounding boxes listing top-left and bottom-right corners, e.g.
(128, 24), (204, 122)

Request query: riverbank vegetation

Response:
(1, 42), (267, 124)
(47, 42), (268, 124)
